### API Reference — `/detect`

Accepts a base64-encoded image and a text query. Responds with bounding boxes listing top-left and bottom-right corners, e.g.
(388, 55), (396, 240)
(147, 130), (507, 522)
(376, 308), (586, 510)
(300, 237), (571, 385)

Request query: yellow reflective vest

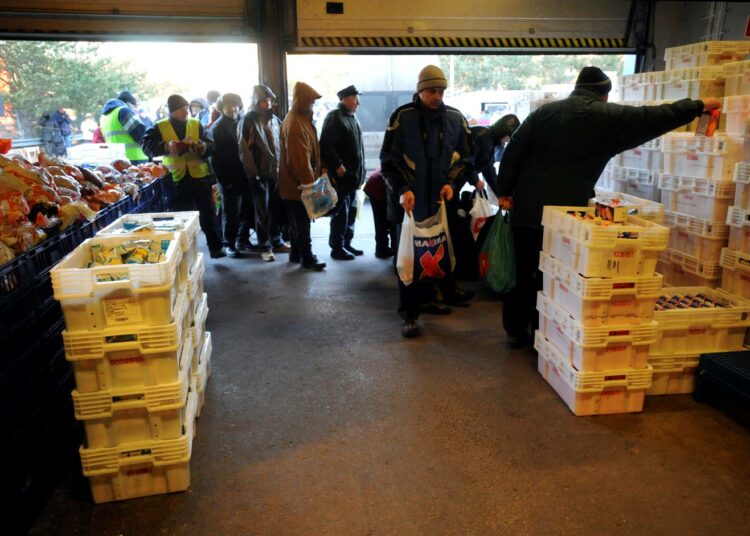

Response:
(99, 106), (149, 162)
(156, 118), (210, 182)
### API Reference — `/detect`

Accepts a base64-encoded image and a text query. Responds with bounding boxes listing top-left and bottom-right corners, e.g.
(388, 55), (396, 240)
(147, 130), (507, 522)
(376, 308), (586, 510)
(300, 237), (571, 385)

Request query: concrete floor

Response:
(31, 208), (750, 535)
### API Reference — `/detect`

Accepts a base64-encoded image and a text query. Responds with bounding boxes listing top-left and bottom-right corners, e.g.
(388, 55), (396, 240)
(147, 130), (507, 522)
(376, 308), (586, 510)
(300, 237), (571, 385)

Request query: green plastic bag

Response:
(478, 211), (516, 294)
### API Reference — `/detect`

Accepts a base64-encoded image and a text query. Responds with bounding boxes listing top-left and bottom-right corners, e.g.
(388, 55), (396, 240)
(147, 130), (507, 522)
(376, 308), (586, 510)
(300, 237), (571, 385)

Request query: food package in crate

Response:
(720, 247), (750, 299)
(651, 286), (750, 356)
(722, 60), (750, 97)
(647, 353), (700, 395)
(657, 249), (722, 287)
(658, 174), (735, 222)
(51, 232), (183, 331)
(63, 288), (191, 393)
(592, 187), (664, 222)
(72, 331), (193, 449)
(537, 292), (657, 372)
(97, 211), (200, 285)
(540, 251), (662, 327)
(541, 206), (669, 277)
(80, 384), (197, 503)
(534, 331), (653, 416)
(663, 210), (729, 262)
(660, 133), (747, 182)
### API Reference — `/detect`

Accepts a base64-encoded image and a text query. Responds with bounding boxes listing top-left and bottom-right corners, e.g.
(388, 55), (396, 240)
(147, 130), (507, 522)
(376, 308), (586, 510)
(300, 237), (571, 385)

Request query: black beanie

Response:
(117, 91), (137, 106)
(167, 94), (189, 113)
(575, 66), (612, 96)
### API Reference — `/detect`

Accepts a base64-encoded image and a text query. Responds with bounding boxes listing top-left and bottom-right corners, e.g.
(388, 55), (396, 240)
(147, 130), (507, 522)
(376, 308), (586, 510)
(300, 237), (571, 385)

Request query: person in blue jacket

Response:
(380, 64), (475, 339)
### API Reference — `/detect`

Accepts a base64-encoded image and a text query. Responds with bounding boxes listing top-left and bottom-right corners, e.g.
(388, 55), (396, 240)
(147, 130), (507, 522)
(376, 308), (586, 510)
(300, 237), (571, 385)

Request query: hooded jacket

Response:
(99, 99), (146, 143)
(209, 113), (246, 189)
(380, 93), (472, 222)
(278, 82), (322, 201)
(320, 102), (366, 190)
(239, 85), (282, 182)
(498, 88), (706, 229)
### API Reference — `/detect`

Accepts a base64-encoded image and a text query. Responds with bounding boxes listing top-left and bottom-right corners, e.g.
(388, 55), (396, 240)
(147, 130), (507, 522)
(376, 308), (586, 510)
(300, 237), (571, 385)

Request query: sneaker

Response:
(261, 250), (276, 262)
(401, 319), (420, 338)
(343, 244), (364, 256)
(273, 242), (292, 253)
(301, 255), (326, 270)
(222, 246), (241, 258)
(236, 241), (258, 253)
(209, 249), (227, 259)
(331, 248), (355, 261)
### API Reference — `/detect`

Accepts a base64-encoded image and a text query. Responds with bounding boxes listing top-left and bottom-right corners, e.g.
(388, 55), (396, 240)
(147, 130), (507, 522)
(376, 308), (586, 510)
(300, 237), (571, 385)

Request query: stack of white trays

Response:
(535, 206), (671, 415)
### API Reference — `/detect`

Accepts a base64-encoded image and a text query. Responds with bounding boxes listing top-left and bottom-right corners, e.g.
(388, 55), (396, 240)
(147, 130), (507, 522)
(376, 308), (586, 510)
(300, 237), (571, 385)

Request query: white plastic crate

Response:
(535, 332), (652, 416)
(658, 175), (735, 221)
(727, 222), (750, 255)
(657, 261), (720, 288)
(664, 41), (750, 70)
(615, 146), (662, 172)
(540, 252), (662, 327)
(658, 248), (722, 284)
(609, 165), (660, 202)
(542, 206), (669, 277)
(724, 95), (750, 136)
(647, 354), (699, 395)
(733, 162), (750, 207)
(65, 143), (127, 165)
(723, 60), (750, 97)
(74, 348), (193, 449)
(51, 233), (183, 331)
(98, 212), (200, 285)
(651, 286), (750, 356)
(80, 385), (197, 504)
(187, 253), (205, 315)
(538, 293), (656, 371)
(661, 134), (746, 182)
(663, 210), (729, 262)
(194, 331), (212, 418)
(591, 187), (664, 222)
(619, 74), (649, 102)
(652, 66), (725, 101)
(64, 289), (190, 393)
(190, 293), (208, 371)
(720, 248), (750, 299)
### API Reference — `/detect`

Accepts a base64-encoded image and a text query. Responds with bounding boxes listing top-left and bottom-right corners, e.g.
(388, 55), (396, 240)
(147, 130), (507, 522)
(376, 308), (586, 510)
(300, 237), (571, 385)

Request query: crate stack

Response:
(535, 205), (670, 416)
(721, 162), (750, 298)
(50, 210), (211, 504)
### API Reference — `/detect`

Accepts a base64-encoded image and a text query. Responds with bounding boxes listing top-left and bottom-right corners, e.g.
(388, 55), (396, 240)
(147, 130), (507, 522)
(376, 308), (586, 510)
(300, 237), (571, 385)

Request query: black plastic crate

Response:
(695, 351), (750, 424)
(0, 253), (30, 302)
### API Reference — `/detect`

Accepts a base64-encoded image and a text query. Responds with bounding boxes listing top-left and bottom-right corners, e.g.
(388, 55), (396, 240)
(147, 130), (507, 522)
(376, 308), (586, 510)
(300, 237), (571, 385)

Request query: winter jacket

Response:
(239, 109), (281, 182)
(469, 126), (498, 194)
(320, 103), (366, 190)
(140, 116), (215, 180)
(53, 110), (72, 136)
(208, 114), (247, 190)
(380, 93), (472, 222)
(498, 88), (706, 229)
(278, 82), (322, 202)
(99, 99), (146, 144)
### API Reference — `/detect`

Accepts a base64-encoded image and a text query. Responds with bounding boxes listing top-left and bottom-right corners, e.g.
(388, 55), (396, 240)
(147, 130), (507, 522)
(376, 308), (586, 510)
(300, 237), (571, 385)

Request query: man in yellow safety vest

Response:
(141, 94), (225, 259)
(99, 91), (149, 164)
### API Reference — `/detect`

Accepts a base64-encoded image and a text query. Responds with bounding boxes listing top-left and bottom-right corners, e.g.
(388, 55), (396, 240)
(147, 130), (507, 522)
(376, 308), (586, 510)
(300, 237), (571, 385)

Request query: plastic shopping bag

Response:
(469, 189), (498, 241)
(478, 210), (516, 294)
(299, 175), (338, 220)
(396, 202), (456, 286)
(355, 186), (366, 221)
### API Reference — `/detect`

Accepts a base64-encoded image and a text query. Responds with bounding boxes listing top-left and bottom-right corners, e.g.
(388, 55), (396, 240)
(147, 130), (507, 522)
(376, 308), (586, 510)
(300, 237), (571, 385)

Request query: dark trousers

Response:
(251, 179), (284, 250)
(170, 176), (222, 252)
(394, 222), (457, 321)
(285, 199), (313, 261)
(329, 186), (357, 250)
(502, 225), (544, 340)
(217, 183), (253, 247)
(370, 197), (396, 252)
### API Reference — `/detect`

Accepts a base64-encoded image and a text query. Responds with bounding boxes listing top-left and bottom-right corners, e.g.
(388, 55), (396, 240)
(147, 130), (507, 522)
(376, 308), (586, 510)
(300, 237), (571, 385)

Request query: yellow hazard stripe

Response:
(299, 36), (625, 49)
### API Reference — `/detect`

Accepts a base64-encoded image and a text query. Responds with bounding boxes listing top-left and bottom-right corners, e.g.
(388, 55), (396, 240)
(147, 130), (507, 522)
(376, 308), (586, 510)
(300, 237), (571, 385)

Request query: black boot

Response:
(301, 255), (326, 270)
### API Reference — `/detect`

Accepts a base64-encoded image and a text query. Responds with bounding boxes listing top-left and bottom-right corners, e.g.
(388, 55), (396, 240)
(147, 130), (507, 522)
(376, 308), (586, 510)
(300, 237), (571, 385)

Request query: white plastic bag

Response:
(396, 202), (455, 286)
(299, 175), (338, 220)
(469, 189), (497, 241)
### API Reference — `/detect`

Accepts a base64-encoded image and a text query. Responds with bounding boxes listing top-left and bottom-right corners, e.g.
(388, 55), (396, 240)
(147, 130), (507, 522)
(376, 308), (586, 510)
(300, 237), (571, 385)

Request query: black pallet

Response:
(695, 350), (750, 424)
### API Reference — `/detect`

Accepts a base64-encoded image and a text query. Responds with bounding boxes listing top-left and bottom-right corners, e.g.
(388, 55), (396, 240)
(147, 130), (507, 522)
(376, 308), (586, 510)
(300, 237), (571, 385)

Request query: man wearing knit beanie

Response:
(141, 93), (225, 259)
(380, 64), (474, 338)
(496, 65), (721, 348)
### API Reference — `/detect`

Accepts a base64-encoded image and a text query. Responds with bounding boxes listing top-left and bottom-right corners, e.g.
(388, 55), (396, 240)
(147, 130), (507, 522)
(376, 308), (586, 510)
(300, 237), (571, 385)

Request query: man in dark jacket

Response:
(380, 64), (475, 338)
(498, 66), (722, 346)
(469, 114), (520, 196)
(100, 91), (148, 164)
(209, 93), (252, 258)
(321, 85), (367, 261)
(141, 94), (224, 259)
(240, 84), (289, 261)
(53, 108), (73, 148)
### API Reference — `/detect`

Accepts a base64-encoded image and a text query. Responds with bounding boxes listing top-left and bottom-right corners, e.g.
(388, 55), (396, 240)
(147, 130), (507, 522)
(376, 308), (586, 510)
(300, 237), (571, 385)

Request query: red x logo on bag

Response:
(419, 244), (445, 280)
(472, 217), (487, 236)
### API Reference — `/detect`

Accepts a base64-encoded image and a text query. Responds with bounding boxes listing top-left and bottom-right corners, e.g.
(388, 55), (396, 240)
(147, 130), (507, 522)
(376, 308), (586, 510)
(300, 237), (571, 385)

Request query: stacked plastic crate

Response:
(535, 205), (670, 415)
(49, 211), (210, 503)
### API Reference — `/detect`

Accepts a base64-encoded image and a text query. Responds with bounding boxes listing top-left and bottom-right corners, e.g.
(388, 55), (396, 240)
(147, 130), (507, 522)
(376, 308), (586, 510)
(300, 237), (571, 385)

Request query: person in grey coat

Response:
(498, 66), (722, 347)
(320, 85), (366, 260)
